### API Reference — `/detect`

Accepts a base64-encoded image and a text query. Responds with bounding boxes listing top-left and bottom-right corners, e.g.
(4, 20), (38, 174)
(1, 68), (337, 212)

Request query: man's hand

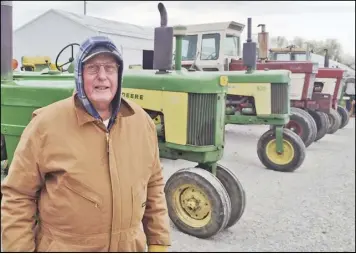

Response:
(148, 245), (169, 252)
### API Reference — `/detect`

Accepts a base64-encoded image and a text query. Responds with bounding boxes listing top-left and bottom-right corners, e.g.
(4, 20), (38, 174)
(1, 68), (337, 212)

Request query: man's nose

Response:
(98, 66), (107, 80)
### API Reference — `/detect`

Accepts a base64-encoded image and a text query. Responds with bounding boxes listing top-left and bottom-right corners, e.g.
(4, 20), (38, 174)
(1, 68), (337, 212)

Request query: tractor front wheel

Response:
(215, 164), (246, 229)
(307, 110), (329, 142)
(327, 108), (342, 134)
(285, 107), (316, 148)
(164, 167), (231, 239)
(337, 105), (350, 129)
(257, 129), (306, 172)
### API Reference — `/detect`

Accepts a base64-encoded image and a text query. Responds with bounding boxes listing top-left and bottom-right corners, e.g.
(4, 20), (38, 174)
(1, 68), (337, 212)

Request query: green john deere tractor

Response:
(222, 19), (306, 172)
(2, 1), (245, 239)
(172, 19), (307, 172)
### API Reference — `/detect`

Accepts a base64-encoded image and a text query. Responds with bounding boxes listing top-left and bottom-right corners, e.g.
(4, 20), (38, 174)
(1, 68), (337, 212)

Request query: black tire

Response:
(1, 134), (7, 161)
(327, 108), (342, 134)
(292, 107), (317, 146)
(285, 107), (316, 148)
(164, 167), (231, 239)
(257, 128), (306, 172)
(299, 109), (318, 144)
(215, 164), (246, 229)
(337, 105), (350, 129)
(307, 110), (329, 142)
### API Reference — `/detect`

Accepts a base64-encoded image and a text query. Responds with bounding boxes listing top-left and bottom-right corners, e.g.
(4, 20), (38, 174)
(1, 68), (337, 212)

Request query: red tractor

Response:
(229, 24), (349, 146)
(314, 61), (350, 130)
(171, 21), (350, 147)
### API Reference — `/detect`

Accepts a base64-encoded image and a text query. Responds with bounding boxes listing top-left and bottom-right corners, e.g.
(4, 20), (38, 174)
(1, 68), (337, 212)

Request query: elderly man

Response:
(1, 36), (171, 252)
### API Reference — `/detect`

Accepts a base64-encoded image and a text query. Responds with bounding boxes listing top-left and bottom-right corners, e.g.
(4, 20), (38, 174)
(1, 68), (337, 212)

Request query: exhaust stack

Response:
(243, 18), (257, 73)
(153, 2), (173, 73)
(324, 49), (329, 68)
(257, 24), (269, 61)
(1, 1), (13, 81)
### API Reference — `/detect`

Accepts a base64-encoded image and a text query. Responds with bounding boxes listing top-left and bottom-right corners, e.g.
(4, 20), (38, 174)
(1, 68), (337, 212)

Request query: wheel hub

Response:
(265, 139), (295, 165)
(286, 120), (303, 136)
(173, 184), (212, 227)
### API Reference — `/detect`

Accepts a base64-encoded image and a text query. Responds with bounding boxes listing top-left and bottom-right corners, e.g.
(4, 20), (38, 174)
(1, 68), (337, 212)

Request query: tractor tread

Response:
(215, 164), (246, 229)
(164, 167), (231, 239)
(327, 108), (342, 134)
(337, 105), (350, 129)
(257, 128), (306, 172)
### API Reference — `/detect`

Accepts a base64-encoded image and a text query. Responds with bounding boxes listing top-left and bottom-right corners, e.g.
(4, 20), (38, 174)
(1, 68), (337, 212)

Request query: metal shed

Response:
(13, 9), (154, 70)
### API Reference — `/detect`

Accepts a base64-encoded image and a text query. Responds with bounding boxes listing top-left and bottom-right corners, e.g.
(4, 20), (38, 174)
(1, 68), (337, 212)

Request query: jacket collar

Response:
(73, 94), (135, 126)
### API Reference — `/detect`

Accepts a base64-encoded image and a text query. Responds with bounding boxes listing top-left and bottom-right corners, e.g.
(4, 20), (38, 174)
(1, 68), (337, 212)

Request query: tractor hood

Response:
(74, 36), (124, 128)
(316, 68), (344, 79)
(230, 59), (319, 74)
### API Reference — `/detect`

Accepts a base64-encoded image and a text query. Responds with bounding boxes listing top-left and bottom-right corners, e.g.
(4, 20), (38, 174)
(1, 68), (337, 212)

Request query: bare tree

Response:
(270, 36), (289, 48)
(340, 54), (355, 70)
(292, 36), (305, 48)
(269, 36), (354, 69)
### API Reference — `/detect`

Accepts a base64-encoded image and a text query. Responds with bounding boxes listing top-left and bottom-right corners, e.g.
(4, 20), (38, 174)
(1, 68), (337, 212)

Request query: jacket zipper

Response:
(106, 132), (109, 153)
(106, 130), (113, 250)
(63, 184), (100, 209)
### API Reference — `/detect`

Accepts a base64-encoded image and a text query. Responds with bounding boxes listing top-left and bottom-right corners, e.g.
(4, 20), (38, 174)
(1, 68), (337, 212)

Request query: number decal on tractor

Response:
(257, 85), (266, 91)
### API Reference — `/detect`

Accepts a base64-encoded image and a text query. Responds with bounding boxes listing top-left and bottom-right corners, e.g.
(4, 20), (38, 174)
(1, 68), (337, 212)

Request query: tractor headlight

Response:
(220, 75), (228, 86)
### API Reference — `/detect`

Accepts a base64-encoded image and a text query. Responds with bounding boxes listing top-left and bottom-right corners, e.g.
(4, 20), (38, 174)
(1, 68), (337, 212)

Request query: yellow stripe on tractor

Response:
(227, 83), (272, 115)
(122, 88), (188, 145)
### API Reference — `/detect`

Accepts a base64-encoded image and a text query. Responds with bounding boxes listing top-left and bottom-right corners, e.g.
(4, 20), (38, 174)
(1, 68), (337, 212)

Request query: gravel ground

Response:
(163, 120), (355, 252)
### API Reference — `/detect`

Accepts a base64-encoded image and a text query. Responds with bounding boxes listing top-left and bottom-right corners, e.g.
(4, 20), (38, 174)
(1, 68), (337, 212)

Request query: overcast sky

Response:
(12, 1), (355, 56)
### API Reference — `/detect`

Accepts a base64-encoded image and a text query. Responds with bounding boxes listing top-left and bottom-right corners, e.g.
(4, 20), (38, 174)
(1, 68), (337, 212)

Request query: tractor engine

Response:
(225, 95), (256, 116)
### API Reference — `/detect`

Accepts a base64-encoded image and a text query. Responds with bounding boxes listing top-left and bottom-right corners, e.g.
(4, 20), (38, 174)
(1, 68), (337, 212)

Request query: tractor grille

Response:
(271, 83), (289, 114)
(187, 94), (217, 146)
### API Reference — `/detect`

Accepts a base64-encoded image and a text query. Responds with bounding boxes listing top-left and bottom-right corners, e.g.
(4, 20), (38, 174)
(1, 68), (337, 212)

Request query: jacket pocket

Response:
(62, 175), (103, 209)
(130, 180), (148, 227)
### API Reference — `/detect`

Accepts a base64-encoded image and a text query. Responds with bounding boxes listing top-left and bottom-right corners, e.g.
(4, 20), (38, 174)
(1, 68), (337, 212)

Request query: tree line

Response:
(270, 36), (355, 70)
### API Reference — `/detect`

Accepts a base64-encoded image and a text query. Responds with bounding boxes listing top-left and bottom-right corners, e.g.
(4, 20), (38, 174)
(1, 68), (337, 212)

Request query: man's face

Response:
(83, 53), (119, 108)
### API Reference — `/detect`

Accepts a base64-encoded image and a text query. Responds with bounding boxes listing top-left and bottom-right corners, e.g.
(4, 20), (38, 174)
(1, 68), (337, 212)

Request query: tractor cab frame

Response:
(173, 21), (244, 71)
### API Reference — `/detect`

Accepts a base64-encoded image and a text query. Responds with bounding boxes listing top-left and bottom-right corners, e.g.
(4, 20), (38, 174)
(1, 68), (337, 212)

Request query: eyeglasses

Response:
(84, 63), (120, 75)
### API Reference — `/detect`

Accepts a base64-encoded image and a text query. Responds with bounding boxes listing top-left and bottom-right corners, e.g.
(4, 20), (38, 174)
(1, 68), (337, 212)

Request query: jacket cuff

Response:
(146, 236), (171, 246)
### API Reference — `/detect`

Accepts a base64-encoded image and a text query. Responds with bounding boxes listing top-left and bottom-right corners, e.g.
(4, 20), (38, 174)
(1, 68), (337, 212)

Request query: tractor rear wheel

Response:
(257, 128), (306, 172)
(215, 164), (246, 229)
(337, 105), (350, 129)
(164, 167), (231, 239)
(307, 110), (329, 142)
(285, 107), (316, 148)
(300, 109), (318, 143)
(327, 108), (342, 134)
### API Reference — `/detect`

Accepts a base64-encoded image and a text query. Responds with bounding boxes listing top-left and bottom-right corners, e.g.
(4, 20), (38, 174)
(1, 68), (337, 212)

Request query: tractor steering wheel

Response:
(55, 43), (80, 72)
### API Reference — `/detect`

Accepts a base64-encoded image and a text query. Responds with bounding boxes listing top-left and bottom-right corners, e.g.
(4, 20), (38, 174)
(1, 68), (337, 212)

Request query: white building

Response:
(13, 9), (155, 69)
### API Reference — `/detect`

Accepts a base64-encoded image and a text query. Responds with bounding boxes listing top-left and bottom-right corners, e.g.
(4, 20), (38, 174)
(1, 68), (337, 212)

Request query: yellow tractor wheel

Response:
(164, 167), (231, 238)
(257, 128), (306, 172)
